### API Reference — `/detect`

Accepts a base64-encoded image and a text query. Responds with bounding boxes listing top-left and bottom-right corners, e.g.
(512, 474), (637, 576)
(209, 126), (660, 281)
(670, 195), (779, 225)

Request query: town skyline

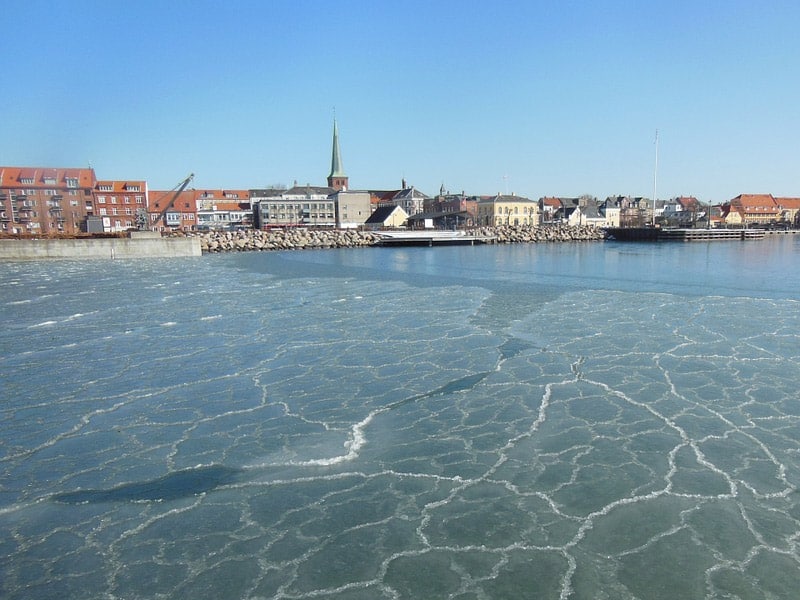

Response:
(3, 2), (800, 202)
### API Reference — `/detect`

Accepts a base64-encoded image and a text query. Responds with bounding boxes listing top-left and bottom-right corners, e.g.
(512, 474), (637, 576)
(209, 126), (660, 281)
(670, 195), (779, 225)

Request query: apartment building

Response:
(0, 166), (97, 235)
(93, 179), (148, 232)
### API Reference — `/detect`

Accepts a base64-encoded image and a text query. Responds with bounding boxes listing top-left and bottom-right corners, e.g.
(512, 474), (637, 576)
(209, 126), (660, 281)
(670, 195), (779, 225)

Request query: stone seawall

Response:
(0, 237), (202, 260)
(195, 225), (603, 253)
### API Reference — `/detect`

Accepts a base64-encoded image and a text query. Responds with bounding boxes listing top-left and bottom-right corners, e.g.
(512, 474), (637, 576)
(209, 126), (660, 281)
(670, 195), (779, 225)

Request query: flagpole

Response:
(653, 129), (658, 226)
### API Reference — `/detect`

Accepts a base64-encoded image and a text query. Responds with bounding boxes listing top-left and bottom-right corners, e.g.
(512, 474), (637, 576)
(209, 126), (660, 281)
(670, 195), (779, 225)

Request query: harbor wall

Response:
(0, 237), (202, 260)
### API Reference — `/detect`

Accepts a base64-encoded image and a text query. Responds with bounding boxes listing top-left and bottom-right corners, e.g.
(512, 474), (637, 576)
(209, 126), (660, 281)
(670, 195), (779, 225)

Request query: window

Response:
(111, 207), (118, 215)
(110, 196), (117, 204)
(99, 208), (107, 215)
(126, 185), (140, 192)
(98, 185), (113, 192)
(124, 196), (130, 204)
(97, 196), (106, 204)
(125, 208), (132, 215)
(136, 196), (143, 204)
(20, 178), (34, 185)
(66, 178), (79, 188)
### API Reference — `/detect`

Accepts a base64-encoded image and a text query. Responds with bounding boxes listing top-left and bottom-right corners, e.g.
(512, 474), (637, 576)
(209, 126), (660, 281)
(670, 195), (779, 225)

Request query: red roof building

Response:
(148, 189), (200, 231)
(93, 179), (148, 232)
(775, 197), (800, 226)
(727, 194), (780, 225)
(0, 166), (97, 235)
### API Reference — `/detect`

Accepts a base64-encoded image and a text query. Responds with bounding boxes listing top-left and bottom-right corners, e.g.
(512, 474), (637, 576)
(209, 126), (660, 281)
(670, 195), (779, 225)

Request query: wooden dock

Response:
(375, 231), (496, 246)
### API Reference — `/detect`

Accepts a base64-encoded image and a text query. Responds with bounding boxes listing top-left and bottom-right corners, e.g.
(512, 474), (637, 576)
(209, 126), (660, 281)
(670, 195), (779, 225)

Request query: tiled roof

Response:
(730, 194), (780, 215)
(540, 197), (562, 208)
(150, 189), (199, 211)
(197, 201), (249, 212)
(677, 196), (700, 210)
(369, 190), (401, 205)
(95, 180), (147, 193)
(0, 166), (96, 187)
(775, 197), (800, 209)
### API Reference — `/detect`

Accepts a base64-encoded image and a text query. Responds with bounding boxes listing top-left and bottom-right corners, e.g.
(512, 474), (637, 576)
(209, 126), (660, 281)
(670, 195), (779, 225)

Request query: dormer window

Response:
(20, 178), (34, 185)
(98, 185), (113, 192)
(43, 177), (56, 185)
(66, 177), (79, 188)
(126, 184), (140, 192)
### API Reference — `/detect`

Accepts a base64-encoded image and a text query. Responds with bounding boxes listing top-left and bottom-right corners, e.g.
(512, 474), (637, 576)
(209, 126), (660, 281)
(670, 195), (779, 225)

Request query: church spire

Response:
(327, 118), (348, 191)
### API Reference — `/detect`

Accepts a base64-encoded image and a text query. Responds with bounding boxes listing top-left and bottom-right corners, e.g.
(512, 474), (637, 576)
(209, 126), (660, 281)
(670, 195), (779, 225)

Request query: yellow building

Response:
(476, 194), (539, 227)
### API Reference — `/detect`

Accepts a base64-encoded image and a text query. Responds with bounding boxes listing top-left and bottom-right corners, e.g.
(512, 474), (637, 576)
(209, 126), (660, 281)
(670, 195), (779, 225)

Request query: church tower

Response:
(327, 119), (348, 191)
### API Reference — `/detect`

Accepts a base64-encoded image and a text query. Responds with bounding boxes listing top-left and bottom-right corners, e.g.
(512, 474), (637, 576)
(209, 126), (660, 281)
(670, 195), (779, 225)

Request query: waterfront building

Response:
(425, 191), (479, 222)
(364, 205), (409, 229)
(149, 189), (198, 231)
(660, 196), (703, 227)
(253, 185), (336, 228)
(0, 166), (97, 235)
(774, 196), (800, 226)
(476, 193), (538, 227)
(598, 197), (621, 227)
(539, 197), (562, 224)
(724, 194), (780, 227)
(330, 190), (371, 229)
(93, 179), (148, 232)
(607, 195), (652, 227)
(389, 186), (429, 216)
(195, 189), (251, 230)
(250, 188), (284, 229)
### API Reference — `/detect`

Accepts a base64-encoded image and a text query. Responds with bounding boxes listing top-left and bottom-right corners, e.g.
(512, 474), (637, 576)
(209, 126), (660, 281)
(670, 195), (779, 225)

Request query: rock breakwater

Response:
(190, 224), (604, 253)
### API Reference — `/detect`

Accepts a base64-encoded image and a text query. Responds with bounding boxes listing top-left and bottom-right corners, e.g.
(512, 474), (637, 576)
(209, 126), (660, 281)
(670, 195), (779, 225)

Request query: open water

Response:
(1, 235), (800, 599)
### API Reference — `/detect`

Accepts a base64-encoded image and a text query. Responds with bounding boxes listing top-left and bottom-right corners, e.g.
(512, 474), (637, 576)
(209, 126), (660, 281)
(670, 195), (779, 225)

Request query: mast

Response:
(652, 129), (658, 226)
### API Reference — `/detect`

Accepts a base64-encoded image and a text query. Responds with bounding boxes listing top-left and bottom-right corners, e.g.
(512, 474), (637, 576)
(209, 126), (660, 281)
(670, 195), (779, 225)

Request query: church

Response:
(251, 120), (371, 229)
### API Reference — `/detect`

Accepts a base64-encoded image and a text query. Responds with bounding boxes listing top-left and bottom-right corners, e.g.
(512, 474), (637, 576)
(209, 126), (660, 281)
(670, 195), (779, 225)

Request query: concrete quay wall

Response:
(0, 237), (201, 260)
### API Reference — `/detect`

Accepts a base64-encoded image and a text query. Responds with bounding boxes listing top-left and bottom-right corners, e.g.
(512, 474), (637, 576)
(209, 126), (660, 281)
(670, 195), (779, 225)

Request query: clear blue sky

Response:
(3, 1), (799, 202)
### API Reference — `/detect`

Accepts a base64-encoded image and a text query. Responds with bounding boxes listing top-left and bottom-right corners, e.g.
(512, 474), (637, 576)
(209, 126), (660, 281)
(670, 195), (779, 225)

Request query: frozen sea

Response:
(1, 235), (800, 599)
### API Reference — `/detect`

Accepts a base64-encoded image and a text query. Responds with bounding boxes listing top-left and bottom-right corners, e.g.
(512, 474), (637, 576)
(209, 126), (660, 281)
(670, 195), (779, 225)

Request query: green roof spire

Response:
(329, 119), (346, 179)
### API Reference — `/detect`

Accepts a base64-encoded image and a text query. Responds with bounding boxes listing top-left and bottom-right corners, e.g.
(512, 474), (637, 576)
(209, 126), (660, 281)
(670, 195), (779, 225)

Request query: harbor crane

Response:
(136, 173), (194, 231)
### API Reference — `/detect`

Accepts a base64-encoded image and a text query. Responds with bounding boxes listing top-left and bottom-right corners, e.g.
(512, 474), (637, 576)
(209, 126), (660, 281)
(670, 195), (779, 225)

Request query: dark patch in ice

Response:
(498, 338), (533, 360)
(51, 465), (244, 504)
(424, 372), (490, 397)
